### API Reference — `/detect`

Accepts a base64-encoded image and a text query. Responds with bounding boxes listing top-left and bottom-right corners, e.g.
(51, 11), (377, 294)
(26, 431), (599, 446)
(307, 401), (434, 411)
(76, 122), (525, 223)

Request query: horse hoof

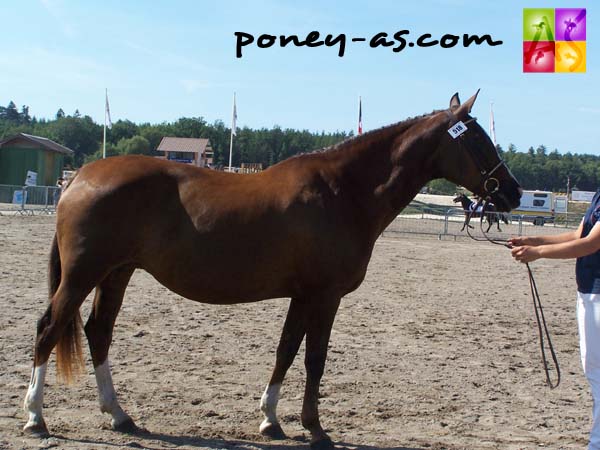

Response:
(310, 437), (335, 450)
(112, 418), (139, 434)
(23, 422), (50, 439)
(260, 421), (287, 440)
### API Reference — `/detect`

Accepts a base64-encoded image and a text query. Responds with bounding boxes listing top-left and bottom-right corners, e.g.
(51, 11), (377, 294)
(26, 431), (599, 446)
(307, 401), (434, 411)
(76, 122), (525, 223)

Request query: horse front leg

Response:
(486, 218), (493, 233)
(301, 296), (341, 450)
(460, 214), (474, 231)
(260, 298), (307, 439)
(84, 265), (136, 432)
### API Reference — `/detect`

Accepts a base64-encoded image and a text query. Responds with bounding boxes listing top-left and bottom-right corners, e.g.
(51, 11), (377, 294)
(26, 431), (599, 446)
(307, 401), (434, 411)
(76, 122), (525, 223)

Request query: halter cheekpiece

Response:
(445, 109), (508, 197)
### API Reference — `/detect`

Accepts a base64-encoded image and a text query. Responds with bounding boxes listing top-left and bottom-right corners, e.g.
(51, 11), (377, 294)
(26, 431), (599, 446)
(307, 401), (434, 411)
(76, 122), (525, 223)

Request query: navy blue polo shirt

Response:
(576, 190), (600, 293)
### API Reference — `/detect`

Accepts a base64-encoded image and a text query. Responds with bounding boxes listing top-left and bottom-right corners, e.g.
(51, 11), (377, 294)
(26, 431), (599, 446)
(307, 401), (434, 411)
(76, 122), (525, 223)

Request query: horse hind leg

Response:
(23, 265), (93, 437)
(84, 265), (136, 432)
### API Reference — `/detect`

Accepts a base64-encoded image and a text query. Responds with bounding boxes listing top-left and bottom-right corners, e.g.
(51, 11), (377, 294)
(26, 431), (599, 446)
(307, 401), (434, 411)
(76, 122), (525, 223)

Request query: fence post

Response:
(444, 209), (450, 236)
(518, 215), (523, 236)
(21, 186), (27, 212)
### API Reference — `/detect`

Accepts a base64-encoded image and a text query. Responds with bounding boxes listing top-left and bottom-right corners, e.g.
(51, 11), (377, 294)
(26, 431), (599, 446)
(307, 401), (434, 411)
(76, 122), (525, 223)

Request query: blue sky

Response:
(0, 0), (598, 154)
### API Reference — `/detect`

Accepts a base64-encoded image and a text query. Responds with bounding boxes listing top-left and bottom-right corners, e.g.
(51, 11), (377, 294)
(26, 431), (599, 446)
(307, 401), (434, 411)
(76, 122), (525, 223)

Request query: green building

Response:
(0, 133), (73, 186)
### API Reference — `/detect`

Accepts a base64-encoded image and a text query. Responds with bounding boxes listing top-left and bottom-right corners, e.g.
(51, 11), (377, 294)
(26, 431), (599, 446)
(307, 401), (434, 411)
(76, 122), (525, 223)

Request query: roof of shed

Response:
(0, 133), (74, 155)
(156, 137), (212, 153)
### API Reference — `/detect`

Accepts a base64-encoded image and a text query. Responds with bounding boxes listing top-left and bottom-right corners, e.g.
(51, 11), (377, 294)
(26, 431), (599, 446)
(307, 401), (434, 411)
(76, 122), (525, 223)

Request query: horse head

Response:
(434, 91), (522, 212)
(452, 194), (465, 203)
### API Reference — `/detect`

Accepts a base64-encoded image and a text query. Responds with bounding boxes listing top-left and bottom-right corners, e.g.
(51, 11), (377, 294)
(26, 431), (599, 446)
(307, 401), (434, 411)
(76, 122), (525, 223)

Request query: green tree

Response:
(427, 179), (457, 195)
(108, 119), (138, 145)
(46, 115), (102, 166)
(1, 101), (21, 123)
(115, 135), (151, 155)
(20, 105), (31, 124)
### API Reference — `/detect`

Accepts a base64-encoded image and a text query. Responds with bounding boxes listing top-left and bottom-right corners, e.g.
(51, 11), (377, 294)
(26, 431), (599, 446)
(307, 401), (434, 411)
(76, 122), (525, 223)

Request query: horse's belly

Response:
(143, 259), (293, 305)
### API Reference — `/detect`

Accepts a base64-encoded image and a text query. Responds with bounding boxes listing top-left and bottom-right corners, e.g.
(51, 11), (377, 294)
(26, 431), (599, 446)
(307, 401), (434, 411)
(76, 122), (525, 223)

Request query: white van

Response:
(513, 190), (567, 225)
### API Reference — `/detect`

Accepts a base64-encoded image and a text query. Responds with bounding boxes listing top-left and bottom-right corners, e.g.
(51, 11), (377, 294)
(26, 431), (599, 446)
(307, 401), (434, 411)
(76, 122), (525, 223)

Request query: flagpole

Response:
(489, 101), (497, 147)
(228, 92), (236, 172)
(103, 88), (107, 159)
(358, 95), (362, 135)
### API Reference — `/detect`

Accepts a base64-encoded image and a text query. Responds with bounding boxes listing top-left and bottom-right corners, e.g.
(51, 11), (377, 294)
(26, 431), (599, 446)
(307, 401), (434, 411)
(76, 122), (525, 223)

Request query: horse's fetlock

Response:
(301, 414), (318, 430)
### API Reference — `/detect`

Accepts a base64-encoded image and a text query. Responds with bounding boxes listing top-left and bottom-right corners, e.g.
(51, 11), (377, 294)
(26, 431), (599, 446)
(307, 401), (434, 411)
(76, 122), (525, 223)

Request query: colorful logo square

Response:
(556, 40), (586, 73)
(523, 8), (555, 41)
(523, 8), (586, 73)
(555, 8), (586, 41)
(523, 41), (555, 72)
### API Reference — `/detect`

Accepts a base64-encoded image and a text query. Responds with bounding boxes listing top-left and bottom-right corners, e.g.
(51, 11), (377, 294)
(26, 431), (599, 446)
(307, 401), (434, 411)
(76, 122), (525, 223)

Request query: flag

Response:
(358, 96), (363, 135)
(489, 102), (497, 147)
(232, 93), (237, 136)
(228, 93), (237, 171)
(105, 89), (113, 129)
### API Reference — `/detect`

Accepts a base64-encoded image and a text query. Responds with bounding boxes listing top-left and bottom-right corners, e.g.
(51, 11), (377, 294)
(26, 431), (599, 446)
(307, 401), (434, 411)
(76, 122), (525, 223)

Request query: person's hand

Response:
(507, 236), (530, 248)
(511, 245), (541, 263)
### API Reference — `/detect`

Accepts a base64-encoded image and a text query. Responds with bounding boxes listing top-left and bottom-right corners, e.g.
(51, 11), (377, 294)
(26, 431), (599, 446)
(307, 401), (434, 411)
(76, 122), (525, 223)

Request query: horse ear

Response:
(449, 93), (461, 111)
(455, 89), (480, 117)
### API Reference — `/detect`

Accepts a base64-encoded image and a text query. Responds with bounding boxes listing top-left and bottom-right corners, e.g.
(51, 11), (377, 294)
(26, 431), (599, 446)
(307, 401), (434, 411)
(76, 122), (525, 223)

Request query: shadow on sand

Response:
(51, 426), (427, 450)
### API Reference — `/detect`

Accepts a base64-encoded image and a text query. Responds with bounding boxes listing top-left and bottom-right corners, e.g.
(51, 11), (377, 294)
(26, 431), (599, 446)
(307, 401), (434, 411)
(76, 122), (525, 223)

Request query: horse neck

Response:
(330, 114), (446, 237)
(460, 197), (473, 209)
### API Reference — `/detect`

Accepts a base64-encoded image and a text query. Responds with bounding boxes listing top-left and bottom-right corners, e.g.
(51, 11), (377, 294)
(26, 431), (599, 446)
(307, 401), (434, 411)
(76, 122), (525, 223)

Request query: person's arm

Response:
(511, 221), (600, 263)
(508, 219), (583, 247)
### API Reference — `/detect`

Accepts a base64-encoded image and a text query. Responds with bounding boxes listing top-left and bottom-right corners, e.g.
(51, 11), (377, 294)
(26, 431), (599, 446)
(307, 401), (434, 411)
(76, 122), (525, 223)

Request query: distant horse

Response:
(453, 193), (509, 232)
(23, 91), (521, 449)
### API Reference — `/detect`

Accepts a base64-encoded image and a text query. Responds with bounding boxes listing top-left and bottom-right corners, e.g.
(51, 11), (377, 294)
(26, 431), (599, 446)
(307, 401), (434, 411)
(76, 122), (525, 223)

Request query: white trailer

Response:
(513, 190), (567, 225)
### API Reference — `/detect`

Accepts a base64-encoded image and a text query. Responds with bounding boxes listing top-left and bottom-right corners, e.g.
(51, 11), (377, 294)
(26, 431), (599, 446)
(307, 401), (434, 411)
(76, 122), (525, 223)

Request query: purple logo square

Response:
(555, 8), (586, 41)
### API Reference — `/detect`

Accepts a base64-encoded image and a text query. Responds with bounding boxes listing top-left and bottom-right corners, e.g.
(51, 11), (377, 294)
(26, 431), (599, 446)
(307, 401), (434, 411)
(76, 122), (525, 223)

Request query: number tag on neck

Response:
(448, 121), (468, 139)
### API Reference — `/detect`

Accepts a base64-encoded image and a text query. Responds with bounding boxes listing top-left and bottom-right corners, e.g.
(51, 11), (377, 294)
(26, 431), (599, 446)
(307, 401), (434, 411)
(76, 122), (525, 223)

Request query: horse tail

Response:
(49, 233), (84, 384)
(48, 234), (61, 298)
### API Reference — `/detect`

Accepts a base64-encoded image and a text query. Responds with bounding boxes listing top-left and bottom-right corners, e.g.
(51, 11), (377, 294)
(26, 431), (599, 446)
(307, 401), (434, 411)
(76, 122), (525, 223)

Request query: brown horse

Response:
(453, 193), (509, 232)
(23, 91), (521, 449)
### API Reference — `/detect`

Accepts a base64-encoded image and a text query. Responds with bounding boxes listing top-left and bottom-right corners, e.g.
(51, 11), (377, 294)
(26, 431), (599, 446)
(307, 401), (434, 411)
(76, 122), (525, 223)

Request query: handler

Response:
(510, 190), (600, 450)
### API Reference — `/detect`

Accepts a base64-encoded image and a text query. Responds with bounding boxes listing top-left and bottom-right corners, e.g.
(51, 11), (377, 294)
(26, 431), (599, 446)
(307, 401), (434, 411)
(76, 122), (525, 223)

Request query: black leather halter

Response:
(445, 109), (507, 198)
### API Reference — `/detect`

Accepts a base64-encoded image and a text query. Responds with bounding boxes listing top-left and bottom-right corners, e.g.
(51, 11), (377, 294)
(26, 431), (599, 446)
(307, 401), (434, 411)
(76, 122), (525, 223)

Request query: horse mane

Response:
(288, 110), (441, 161)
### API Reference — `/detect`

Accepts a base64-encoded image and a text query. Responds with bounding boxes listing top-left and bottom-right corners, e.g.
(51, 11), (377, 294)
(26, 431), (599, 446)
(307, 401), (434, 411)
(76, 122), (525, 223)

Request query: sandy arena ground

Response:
(0, 215), (591, 450)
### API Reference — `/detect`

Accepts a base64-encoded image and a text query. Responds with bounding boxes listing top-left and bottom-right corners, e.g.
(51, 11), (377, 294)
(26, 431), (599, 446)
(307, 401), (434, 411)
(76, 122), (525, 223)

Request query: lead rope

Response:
(462, 199), (561, 388)
(526, 262), (561, 388)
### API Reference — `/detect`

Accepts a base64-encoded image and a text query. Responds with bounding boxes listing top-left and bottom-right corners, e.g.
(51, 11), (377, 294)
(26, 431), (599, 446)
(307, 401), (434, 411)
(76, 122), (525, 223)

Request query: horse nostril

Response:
(518, 187), (524, 196)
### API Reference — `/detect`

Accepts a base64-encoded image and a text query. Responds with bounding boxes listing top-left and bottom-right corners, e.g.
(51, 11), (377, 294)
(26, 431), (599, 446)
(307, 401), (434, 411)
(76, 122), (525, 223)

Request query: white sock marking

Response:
(259, 383), (282, 431)
(23, 363), (47, 430)
(94, 359), (131, 427)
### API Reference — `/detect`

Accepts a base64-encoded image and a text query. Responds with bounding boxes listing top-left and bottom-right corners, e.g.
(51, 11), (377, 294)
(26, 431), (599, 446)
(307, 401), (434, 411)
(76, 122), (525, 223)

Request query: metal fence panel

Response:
(384, 202), (582, 239)
(0, 185), (62, 215)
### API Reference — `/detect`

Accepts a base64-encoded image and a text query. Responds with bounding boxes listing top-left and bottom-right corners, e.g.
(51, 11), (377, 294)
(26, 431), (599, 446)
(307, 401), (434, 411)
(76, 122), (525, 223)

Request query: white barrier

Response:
(0, 185), (62, 215)
(385, 203), (582, 239)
